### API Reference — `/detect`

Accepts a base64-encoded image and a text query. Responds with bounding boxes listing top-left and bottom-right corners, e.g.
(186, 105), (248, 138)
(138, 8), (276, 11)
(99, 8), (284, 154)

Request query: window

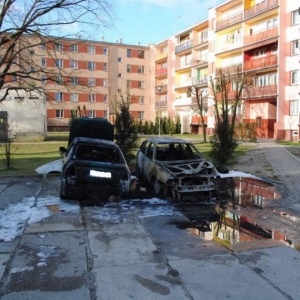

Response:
(103, 110), (108, 118)
(30, 67), (36, 72)
(139, 96), (144, 104)
(292, 9), (300, 26)
(291, 40), (300, 56)
(103, 94), (107, 103)
(41, 57), (46, 67)
(254, 48), (266, 58)
(200, 29), (208, 42)
(256, 73), (277, 87)
(138, 81), (145, 89)
(118, 73), (122, 78)
(55, 42), (63, 51)
(127, 64), (131, 73)
(88, 77), (96, 86)
(103, 62), (107, 71)
(103, 47), (108, 55)
(70, 44), (78, 52)
(88, 45), (95, 54)
(40, 43), (46, 50)
(271, 45), (277, 54)
(30, 50), (35, 55)
(70, 77), (78, 86)
(103, 79), (108, 87)
(127, 49), (131, 57)
(127, 80), (131, 88)
(256, 117), (262, 128)
(56, 75), (63, 84)
(290, 100), (299, 116)
(138, 111), (144, 119)
(138, 50), (144, 58)
(138, 66), (145, 74)
(55, 92), (63, 101)
(291, 70), (299, 85)
(12, 75), (17, 81)
(56, 110), (64, 118)
(88, 110), (96, 118)
(89, 94), (95, 102)
(70, 93), (78, 102)
(70, 60), (78, 69)
(88, 61), (96, 70)
(118, 57), (122, 62)
(55, 59), (63, 68)
(41, 75), (46, 84)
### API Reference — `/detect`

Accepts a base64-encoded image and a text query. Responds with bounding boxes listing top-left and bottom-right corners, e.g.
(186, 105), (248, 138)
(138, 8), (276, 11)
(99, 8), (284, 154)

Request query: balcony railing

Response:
(216, 63), (243, 74)
(193, 55), (208, 66)
(174, 97), (192, 107)
(243, 85), (277, 98)
(155, 52), (168, 61)
(155, 67), (168, 77)
(192, 75), (208, 85)
(192, 36), (208, 47)
(175, 40), (192, 54)
(244, 0), (278, 19)
(216, 11), (243, 31)
(155, 84), (168, 93)
(244, 55), (277, 71)
(175, 79), (192, 88)
(244, 26), (278, 45)
(175, 60), (192, 70)
(155, 100), (168, 108)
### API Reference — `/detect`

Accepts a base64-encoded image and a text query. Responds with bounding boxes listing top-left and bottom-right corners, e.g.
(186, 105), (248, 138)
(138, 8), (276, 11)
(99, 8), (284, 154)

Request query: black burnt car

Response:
(136, 137), (219, 202)
(59, 137), (131, 201)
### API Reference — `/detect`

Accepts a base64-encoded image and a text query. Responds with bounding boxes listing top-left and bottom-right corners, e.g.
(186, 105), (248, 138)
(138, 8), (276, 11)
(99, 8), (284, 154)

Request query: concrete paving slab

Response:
(94, 263), (189, 300)
(0, 253), (10, 281)
(236, 246), (300, 300)
(0, 231), (90, 299)
(168, 255), (287, 300)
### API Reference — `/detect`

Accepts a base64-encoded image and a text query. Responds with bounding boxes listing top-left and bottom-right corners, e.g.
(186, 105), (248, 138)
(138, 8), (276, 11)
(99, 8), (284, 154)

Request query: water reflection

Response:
(174, 176), (298, 250)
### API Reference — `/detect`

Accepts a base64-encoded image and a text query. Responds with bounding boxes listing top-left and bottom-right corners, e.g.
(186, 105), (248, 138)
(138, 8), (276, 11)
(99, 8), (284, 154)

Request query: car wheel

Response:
(59, 180), (69, 199)
(152, 177), (162, 195)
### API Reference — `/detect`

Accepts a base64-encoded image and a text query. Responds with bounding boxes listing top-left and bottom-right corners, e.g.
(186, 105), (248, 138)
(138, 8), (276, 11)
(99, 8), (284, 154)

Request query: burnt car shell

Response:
(60, 137), (130, 200)
(136, 137), (219, 202)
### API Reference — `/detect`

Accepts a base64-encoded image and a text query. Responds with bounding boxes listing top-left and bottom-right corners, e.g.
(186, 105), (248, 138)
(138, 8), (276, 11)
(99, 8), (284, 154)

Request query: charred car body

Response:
(59, 118), (130, 201)
(136, 137), (219, 202)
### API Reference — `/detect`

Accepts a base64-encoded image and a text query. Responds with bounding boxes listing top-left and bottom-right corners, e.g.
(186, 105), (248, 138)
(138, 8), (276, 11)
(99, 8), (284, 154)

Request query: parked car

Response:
(136, 137), (219, 202)
(59, 137), (131, 201)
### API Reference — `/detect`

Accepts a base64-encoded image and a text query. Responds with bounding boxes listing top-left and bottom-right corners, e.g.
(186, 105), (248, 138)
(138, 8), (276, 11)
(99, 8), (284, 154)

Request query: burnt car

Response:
(136, 137), (219, 202)
(59, 137), (131, 201)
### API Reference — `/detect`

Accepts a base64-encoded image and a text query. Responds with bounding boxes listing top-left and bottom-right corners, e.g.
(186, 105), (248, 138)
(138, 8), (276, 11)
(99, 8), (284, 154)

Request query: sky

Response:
(100, 0), (225, 46)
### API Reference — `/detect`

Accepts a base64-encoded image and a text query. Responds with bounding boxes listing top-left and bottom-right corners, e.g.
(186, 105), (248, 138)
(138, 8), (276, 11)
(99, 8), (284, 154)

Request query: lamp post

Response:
(158, 86), (162, 136)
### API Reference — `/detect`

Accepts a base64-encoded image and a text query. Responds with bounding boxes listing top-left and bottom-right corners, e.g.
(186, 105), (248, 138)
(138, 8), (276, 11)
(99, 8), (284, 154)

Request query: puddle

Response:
(172, 177), (300, 251)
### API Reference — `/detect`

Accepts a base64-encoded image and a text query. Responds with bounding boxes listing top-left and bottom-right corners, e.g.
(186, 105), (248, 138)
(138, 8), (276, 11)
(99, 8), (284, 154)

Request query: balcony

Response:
(155, 84), (168, 93)
(193, 55), (208, 66)
(174, 97), (192, 107)
(175, 79), (192, 89)
(155, 67), (168, 77)
(244, 55), (277, 71)
(244, 26), (278, 46)
(216, 63), (243, 74)
(216, 11), (243, 31)
(155, 100), (167, 108)
(243, 85), (277, 98)
(192, 75), (208, 85)
(155, 52), (168, 62)
(244, 0), (278, 20)
(192, 36), (208, 47)
(175, 40), (192, 54)
(176, 60), (192, 70)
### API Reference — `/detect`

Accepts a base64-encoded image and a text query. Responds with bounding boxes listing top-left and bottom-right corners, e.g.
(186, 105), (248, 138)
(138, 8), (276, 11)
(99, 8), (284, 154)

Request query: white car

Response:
(136, 137), (219, 202)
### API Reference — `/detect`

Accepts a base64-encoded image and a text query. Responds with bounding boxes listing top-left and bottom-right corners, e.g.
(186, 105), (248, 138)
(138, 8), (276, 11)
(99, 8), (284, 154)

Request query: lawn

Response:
(0, 132), (260, 177)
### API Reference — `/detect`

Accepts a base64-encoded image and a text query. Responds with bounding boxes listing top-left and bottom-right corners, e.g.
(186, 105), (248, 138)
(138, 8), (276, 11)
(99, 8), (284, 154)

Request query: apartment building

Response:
(154, 0), (300, 140)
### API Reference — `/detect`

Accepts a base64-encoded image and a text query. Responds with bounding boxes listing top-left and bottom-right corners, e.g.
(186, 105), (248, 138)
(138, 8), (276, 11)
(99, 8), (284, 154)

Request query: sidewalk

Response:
(257, 140), (300, 216)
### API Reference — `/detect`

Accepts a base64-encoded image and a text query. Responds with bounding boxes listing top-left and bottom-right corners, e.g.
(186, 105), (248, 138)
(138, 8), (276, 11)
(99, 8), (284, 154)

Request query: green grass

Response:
(277, 141), (300, 146)
(0, 133), (255, 176)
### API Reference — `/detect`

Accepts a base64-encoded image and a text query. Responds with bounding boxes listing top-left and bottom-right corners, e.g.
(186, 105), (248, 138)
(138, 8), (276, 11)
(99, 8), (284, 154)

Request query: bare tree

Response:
(0, 0), (113, 101)
(209, 67), (255, 164)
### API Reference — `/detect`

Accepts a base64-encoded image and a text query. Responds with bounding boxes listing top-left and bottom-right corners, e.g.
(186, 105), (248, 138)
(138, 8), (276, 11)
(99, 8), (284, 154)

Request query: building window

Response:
(30, 67), (36, 72)
(127, 49), (131, 57)
(41, 75), (46, 84)
(12, 75), (17, 81)
(55, 42), (63, 51)
(88, 77), (96, 86)
(103, 47), (108, 55)
(118, 57), (122, 62)
(127, 80), (131, 88)
(291, 40), (300, 56)
(138, 81), (145, 89)
(103, 79), (108, 87)
(89, 94), (95, 102)
(55, 92), (63, 101)
(55, 59), (63, 68)
(118, 73), (122, 78)
(70, 93), (78, 102)
(70, 60), (78, 69)
(56, 110), (64, 118)
(40, 43), (46, 50)
(88, 61), (96, 70)
(88, 45), (95, 54)
(138, 111), (144, 119)
(88, 110), (96, 118)
(256, 117), (262, 128)
(103, 62), (107, 71)
(256, 73), (277, 87)
(290, 100), (299, 116)
(103, 94), (107, 103)
(127, 64), (131, 73)
(138, 65), (145, 74)
(291, 70), (299, 85)
(103, 110), (108, 118)
(41, 58), (46, 67)
(139, 96), (144, 104)
(70, 44), (78, 52)
(138, 50), (144, 58)
(56, 75), (63, 84)
(292, 9), (300, 26)
(254, 48), (266, 58)
(70, 77), (78, 86)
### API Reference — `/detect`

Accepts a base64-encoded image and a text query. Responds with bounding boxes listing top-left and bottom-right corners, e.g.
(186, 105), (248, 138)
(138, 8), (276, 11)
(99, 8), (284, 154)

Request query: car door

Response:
(142, 142), (154, 183)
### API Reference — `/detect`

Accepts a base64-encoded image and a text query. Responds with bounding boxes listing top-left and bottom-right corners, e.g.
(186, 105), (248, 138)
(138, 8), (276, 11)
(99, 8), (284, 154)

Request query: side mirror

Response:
(59, 146), (67, 154)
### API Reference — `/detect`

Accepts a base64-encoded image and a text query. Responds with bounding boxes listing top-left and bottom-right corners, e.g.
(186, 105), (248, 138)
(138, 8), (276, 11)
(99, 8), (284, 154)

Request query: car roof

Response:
(143, 137), (190, 144)
(71, 137), (118, 147)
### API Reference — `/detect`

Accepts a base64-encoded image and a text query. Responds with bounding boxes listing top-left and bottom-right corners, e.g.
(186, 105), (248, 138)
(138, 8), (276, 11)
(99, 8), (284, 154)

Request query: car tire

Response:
(152, 177), (162, 195)
(59, 180), (69, 199)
